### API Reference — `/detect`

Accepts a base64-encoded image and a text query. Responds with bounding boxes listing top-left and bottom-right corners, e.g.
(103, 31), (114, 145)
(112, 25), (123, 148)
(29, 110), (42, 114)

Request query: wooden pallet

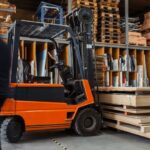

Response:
(129, 42), (147, 47)
(104, 119), (150, 139)
(112, 34), (120, 38)
(97, 23), (110, 28)
(98, 17), (120, 25)
(103, 111), (150, 126)
(99, 0), (120, 7)
(97, 34), (120, 40)
(0, 28), (8, 34)
(112, 39), (120, 44)
(73, 0), (97, 2)
(98, 93), (150, 107)
(98, 17), (120, 24)
(72, 0), (97, 8)
(97, 38), (111, 43)
(99, 27), (120, 33)
(97, 87), (150, 106)
(98, 5), (119, 14)
(0, 2), (16, 13)
(100, 0), (120, 3)
(97, 22), (120, 29)
(97, 87), (150, 139)
(99, 12), (120, 19)
(0, 22), (10, 27)
(102, 104), (150, 114)
(97, 39), (120, 43)
(95, 34), (120, 42)
(121, 38), (147, 47)
(97, 38), (120, 44)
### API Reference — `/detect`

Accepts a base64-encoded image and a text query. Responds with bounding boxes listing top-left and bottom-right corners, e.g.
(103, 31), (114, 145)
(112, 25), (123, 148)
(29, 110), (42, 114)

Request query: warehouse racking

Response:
(95, 0), (150, 88)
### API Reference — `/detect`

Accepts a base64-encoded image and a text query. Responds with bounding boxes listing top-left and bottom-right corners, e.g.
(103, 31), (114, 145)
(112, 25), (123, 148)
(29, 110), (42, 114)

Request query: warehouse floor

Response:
(2, 128), (150, 150)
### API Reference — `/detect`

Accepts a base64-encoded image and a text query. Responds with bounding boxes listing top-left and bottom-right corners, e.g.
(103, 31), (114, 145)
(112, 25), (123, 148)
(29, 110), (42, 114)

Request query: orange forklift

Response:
(0, 8), (102, 143)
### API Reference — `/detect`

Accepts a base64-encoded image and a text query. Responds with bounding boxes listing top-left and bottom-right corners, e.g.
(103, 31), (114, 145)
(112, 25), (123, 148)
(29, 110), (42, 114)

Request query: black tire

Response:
(73, 108), (102, 136)
(1, 117), (24, 143)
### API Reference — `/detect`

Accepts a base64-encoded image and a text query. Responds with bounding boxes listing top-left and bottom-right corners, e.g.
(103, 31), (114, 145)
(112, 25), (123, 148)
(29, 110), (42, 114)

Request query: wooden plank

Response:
(141, 126), (150, 133)
(103, 111), (150, 124)
(96, 87), (150, 92)
(102, 105), (150, 114)
(98, 94), (150, 106)
(98, 94), (136, 106)
(104, 121), (150, 139)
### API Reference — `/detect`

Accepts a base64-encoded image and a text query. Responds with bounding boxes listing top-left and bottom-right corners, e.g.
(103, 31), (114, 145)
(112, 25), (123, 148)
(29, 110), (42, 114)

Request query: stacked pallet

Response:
(72, 0), (98, 40)
(142, 12), (150, 46)
(97, 87), (150, 139)
(0, 0), (16, 42)
(97, 0), (120, 43)
(121, 32), (147, 47)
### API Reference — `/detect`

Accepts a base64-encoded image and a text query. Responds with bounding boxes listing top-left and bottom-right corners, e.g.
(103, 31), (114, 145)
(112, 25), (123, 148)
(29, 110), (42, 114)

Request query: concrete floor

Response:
(1, 129), (150, 150)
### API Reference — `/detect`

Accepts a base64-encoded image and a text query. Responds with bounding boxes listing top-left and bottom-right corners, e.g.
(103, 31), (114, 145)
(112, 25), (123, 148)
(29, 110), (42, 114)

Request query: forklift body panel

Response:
(1, 80), (94, 131)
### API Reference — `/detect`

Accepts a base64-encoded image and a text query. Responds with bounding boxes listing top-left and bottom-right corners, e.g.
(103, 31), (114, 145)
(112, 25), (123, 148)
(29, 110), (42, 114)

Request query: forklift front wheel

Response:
(1, 117), (24, 143)
(73, 108), (101, 136)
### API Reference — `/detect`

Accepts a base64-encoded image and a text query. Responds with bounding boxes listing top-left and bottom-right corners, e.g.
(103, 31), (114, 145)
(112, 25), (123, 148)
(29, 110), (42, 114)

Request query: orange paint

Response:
(0, 80), (94, 132)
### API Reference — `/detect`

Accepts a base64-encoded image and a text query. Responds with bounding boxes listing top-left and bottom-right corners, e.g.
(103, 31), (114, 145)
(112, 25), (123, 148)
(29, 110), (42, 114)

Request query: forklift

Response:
(0, 8), (102, 143)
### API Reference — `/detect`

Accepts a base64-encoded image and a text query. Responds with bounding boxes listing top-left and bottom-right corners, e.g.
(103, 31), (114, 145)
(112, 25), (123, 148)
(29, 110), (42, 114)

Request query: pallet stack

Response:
(97, 87), (150, 139)
(97, 0), (120, 43)
(72, 0), (98, 40)
(142, 12), (150, 46)
(121, 32), (147, 47)
(0, 0), (16, 42)
(120, 17), (147, 46)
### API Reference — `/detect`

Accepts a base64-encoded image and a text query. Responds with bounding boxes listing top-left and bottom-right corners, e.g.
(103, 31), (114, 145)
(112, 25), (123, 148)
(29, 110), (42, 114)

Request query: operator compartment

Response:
(8, 20), (88, 105)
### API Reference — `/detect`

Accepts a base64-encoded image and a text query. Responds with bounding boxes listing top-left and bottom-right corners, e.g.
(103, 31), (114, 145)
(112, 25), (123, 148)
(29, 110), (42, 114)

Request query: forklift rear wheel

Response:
(1, 117), (24, 143)
(73, 108), (101, 136)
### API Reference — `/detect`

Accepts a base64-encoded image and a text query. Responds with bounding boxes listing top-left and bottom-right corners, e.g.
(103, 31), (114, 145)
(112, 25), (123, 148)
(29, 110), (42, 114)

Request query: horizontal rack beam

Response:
(95, 42), (150, 50)
(20, 37), (70, 44)
(95, 42), (126, 49)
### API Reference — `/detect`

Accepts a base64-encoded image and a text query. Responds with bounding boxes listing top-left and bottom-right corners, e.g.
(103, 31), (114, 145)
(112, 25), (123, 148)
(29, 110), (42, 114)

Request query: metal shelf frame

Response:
(94, 0), (150, 87)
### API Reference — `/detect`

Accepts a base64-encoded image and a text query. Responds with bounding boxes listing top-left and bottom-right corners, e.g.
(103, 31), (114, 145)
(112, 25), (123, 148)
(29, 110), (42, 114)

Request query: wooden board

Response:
(102, 105), (150, 114)
(103, 111), (150, 125)
(96, 87), (150, 92)
(104, 119), (150, 133)
(104, 121), (150, 139)
(97, 94), (150, 106)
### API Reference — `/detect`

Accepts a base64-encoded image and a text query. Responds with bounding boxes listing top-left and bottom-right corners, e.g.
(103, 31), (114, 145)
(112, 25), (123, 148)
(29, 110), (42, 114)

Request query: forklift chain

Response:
(52, 139), (69, 150)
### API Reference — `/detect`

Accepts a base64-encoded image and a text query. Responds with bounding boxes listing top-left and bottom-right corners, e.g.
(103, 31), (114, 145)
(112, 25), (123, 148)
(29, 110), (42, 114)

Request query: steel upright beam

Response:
(125, 0), (129, 86)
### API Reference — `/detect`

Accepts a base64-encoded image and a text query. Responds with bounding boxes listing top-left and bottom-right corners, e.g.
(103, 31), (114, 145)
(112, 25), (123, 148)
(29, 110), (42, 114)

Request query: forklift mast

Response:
(66, 8), (95, 89)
